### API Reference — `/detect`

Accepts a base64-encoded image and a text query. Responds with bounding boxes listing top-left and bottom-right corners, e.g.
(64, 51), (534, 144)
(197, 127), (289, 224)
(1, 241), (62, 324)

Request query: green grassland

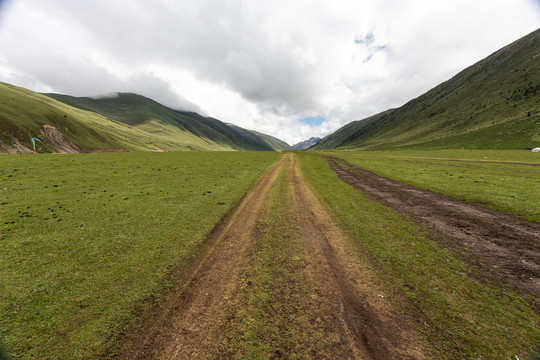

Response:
(350, 148), (540, 162)
(0, 151), (280, 359)
(325, 149), (540, 222)
(297, 152), (539, 359)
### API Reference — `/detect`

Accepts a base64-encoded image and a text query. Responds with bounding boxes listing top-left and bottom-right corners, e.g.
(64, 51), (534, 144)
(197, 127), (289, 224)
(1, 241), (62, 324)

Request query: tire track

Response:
(290, 155), (426, 359)
(327, 156), (540, 312)
(119, 154), (427, 359)
(119, 155), (288, 359)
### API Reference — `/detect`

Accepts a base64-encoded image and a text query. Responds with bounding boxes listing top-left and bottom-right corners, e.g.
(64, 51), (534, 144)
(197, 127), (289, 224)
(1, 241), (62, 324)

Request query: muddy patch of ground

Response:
(328, 157), (540, 312)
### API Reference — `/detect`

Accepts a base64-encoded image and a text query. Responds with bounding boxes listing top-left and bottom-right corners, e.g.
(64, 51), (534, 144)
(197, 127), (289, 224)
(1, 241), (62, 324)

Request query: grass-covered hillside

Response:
(311, 110), (393, 150)
(313, 28), (540, 150)
(46, 93), (291, 152)
(0, 82), (290, 153)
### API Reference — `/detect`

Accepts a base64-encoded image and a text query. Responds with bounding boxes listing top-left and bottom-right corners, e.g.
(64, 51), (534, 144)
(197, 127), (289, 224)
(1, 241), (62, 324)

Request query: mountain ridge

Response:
(312, 28), (540, 151)
(45, 92), (291, 152)
(291, 137), (321, 150)
(0, 83), (290, 153)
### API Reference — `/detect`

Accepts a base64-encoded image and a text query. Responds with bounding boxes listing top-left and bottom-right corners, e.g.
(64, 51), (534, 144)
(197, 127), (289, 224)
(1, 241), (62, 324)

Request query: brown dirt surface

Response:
(290, 155), (426, 359)
(327, 156), (540, 313)
(0, 135), (33, 154)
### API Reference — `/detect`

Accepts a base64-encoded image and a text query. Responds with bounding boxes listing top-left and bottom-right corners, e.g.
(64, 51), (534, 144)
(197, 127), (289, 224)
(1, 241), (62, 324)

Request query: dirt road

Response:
(119, 154), (425, 359)
(328, 157), (540, 312)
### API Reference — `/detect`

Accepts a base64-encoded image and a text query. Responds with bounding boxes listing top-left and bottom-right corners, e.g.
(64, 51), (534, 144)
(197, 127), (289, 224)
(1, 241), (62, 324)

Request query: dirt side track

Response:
(327, 157), (540, 312)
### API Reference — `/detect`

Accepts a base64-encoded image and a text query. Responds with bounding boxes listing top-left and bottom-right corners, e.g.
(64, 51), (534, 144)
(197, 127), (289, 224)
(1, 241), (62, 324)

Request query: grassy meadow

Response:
(1, 148), (538, 359)
(327, 149), (540, 222)
(0, 151), (280, 359)
(297, 152), (539, 359)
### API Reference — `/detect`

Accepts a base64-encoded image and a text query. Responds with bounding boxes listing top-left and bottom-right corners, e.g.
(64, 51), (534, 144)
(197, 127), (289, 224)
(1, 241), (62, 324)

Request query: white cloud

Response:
(0, 0), (538, 145)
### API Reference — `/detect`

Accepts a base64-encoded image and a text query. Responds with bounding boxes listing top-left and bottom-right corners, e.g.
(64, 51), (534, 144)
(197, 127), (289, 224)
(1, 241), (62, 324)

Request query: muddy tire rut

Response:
(327, 157), (540, 312)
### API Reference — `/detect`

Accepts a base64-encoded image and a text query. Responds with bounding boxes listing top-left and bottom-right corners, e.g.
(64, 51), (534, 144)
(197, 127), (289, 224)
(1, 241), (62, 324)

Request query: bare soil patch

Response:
(328, 157), (540, 312)
(290, 155), (426, 359)
(40, 125), (79, 153)
(0, 135), (33, 154)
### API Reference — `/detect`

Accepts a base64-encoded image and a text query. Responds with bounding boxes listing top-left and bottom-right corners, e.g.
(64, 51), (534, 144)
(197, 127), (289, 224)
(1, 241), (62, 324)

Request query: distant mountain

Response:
(47, 93), (291, 151)
(312, 28), (540, 151)
(225, 123), (292, 151)
(0, 82), (290, 153)
(291, 137), (321, 150)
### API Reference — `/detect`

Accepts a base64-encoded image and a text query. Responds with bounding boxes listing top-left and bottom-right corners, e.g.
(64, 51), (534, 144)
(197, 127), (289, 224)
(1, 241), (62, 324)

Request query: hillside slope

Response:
(47, 93), (291, 151)
(311, 111), (393, 150)
(0, 82), (288, 153)
(226, 123), (291, 151)
(313, 28), (540, 151)
(0, 82), (157, 153)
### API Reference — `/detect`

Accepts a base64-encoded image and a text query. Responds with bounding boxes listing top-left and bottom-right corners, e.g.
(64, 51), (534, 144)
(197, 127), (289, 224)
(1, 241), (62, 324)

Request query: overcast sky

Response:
(0, 0), (539, 145)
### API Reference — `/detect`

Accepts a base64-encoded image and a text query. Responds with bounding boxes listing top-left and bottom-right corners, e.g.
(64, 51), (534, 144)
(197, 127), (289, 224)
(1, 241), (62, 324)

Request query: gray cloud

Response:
(2, 52), (201, 112)
(0, 0), (539, 145)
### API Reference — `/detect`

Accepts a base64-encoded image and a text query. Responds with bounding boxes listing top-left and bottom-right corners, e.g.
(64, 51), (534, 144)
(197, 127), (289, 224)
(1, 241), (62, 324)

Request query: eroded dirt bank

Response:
(328, 157), (540, 312)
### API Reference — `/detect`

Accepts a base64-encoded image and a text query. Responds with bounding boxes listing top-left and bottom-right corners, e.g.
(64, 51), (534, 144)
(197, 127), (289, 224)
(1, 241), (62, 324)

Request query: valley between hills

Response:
(0, 29), (538, 360)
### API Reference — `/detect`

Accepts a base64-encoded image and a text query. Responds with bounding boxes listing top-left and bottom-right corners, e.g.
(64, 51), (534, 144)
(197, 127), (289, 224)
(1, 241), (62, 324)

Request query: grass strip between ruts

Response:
(221, 156), (327, 359)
